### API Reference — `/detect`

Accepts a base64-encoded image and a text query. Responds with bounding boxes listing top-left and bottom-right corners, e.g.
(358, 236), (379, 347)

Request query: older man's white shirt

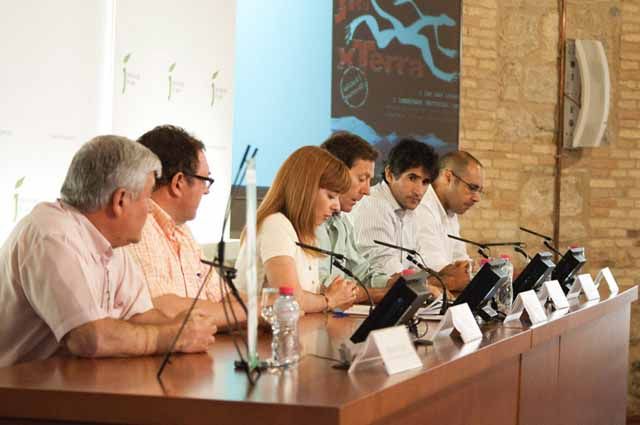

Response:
(415, 185), (470, 272)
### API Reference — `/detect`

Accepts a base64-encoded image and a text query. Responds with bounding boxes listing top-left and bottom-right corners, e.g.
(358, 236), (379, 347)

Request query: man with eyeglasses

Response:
(126, 125), (246, 326)
(416, 151), (484, 291)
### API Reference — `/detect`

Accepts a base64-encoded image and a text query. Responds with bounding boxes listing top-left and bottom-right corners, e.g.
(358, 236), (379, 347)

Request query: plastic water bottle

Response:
(496, 254), (514, 312)
(271, 286), (300, 367)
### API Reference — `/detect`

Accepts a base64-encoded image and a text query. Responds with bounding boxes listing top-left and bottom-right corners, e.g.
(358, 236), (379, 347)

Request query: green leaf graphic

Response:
(123, 53), (132, 64)
(169, 62), (176, 73)
(212, 71), (219, 80)
(14, 176), (25, 190)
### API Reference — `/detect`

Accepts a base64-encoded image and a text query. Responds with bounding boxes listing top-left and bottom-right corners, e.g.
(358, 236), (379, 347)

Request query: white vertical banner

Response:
(112, 0), (236, 243)
(0, 0), (111, 241)
(245, 158), (258, 368)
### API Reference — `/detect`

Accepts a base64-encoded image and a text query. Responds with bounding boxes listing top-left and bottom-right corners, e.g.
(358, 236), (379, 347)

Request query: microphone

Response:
(513, 246), (532, 261)
(519, 226), (552, 241)
(372, 240), (449, 314)
(294, 242), (373, 311)
(519, 226), (563, 256)
(543, 240), (563, 257)
(447, 234), (491, 259)
(373, 239), (418, 255)
(483, 241), (526, 247)
(295, 241), (346, 261)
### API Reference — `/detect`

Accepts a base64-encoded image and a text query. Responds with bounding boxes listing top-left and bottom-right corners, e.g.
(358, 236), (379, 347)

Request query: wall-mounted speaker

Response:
(563, 39), (610, 149)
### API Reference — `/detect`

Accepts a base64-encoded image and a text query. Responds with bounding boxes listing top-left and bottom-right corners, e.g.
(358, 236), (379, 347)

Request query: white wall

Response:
(0, 0), (236, 243)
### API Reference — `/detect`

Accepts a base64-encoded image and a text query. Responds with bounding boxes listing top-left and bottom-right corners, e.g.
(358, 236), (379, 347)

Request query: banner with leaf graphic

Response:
(331, 0), (461, 162)
(113, 0), (236, 243)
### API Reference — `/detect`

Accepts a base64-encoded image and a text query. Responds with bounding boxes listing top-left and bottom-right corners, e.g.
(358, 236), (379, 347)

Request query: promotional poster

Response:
(332, 0), (461, 168)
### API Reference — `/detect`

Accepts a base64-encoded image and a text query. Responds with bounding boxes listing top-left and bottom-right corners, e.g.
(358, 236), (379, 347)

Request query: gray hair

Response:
(60, 135), (162, 213)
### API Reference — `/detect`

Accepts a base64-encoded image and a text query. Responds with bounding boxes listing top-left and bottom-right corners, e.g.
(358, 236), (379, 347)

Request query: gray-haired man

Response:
(0, 135), (217, 367)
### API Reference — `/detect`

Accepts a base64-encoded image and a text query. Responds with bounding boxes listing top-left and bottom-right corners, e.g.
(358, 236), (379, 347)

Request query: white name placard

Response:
(505, 290), (548, 325)
(594, 267), (619, 295)
(432, 303), (482, 344)
(568, 273), (601, 301)
(538, 280), (570, 310)
(348, 326), (422, 376)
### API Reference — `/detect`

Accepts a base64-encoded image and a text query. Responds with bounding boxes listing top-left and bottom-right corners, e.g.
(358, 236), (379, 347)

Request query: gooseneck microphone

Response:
(372, 240), (449, 315)
(519, 226), (552, 241)
(295, 242), (373, 312)
(373, 239), (419, 255)
(519, 227), (563, 256)
(295, 241), (347, 261)
(447, 234), (491, 259)
(514, 246), (532, 261)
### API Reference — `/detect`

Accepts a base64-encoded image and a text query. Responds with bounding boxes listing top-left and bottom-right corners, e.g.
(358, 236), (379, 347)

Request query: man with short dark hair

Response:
(351, 138), (439, 275)
(317, 133), (391, 297)
(126, 125), (246, 326)
(416, 151), (484, 290)
(0, 135), (217, 367)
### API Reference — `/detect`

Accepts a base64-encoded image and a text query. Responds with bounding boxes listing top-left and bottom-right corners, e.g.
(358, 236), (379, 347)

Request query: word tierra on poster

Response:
(331, 0), (461, 165)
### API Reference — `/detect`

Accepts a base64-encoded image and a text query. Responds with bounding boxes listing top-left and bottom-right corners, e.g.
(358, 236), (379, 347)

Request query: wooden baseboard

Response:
(628, 415), (640, 424)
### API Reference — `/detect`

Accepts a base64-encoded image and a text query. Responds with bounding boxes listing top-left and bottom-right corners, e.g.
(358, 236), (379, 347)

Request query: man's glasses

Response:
(450, 170), (484, 195)
(185, 173), (214, 189)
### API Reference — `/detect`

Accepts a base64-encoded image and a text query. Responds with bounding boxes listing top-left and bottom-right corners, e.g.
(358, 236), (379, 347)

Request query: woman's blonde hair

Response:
(254, 146), (351, 248)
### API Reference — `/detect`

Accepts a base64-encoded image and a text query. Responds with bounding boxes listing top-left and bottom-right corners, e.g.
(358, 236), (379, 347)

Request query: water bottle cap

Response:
(569, 244), (580, 249)
(279, 286), (294, 295)
(401, 268), (416, 276)
(500, 254), (511, 260)
(479, 258), (491, 266)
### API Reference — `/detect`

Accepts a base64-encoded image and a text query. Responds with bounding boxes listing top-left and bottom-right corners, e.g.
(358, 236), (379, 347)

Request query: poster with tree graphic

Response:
(331, 0), (461, 168)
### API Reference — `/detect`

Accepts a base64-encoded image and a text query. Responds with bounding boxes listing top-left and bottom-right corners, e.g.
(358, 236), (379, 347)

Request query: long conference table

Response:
(0, 287), (636, 425)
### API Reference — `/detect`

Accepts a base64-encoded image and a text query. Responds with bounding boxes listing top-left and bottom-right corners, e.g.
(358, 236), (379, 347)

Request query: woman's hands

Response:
(324, 276), (358, 311)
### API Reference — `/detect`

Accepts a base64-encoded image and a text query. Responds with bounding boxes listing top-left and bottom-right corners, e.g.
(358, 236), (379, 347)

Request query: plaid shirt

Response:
(126, 200), (222, 302)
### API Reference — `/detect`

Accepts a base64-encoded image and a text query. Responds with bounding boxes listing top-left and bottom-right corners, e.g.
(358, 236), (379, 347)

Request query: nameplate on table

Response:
(433, 303), (482, 344)
(538, 280), (570, 310)
(505, 290), (547, 325)
(349, 326), (422, 376)
(594, 267), (619, 295)
(568, 273), (600, 301)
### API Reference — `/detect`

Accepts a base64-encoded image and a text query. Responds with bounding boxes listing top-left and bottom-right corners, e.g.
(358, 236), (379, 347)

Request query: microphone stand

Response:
(294, 242), (373, 313)
(543, 240), (563, 257)
(330, 258), (374, 314)
(200, 260), (248, 314)
(514, 246), (532, 261)
(214, 146), (262, 381)
(156, 145), (261, 385)
(405, 255), (448, 316)
(372, 239), (450, 315)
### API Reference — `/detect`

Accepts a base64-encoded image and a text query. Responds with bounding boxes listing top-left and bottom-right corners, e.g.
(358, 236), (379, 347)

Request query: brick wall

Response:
(458, 0), (640, 415)
(460, 0), (639, 284)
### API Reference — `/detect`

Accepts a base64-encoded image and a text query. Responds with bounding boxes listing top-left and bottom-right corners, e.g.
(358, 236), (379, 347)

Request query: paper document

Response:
(343, 304), (372, 316)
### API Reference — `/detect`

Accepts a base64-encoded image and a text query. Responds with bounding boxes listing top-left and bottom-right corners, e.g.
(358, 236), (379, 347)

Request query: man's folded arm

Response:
(63, 308), (217, 358)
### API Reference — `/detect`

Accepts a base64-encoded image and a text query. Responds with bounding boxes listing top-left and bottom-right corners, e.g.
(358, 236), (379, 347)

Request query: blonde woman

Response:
(235, 146), (358, 313)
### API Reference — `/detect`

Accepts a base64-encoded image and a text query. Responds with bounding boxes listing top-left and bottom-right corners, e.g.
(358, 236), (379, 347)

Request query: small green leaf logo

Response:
(168, 62), (177, 101)
(211, 70), (219, 106)
(14, 176), (25, 190)
(122, 52), (132, 94)
(13, 176), (25, 221)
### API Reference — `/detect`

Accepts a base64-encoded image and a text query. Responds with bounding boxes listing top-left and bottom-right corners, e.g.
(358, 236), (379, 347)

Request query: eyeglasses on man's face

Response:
(450, 170), (484, 195)
(185, 173), (214, 189)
